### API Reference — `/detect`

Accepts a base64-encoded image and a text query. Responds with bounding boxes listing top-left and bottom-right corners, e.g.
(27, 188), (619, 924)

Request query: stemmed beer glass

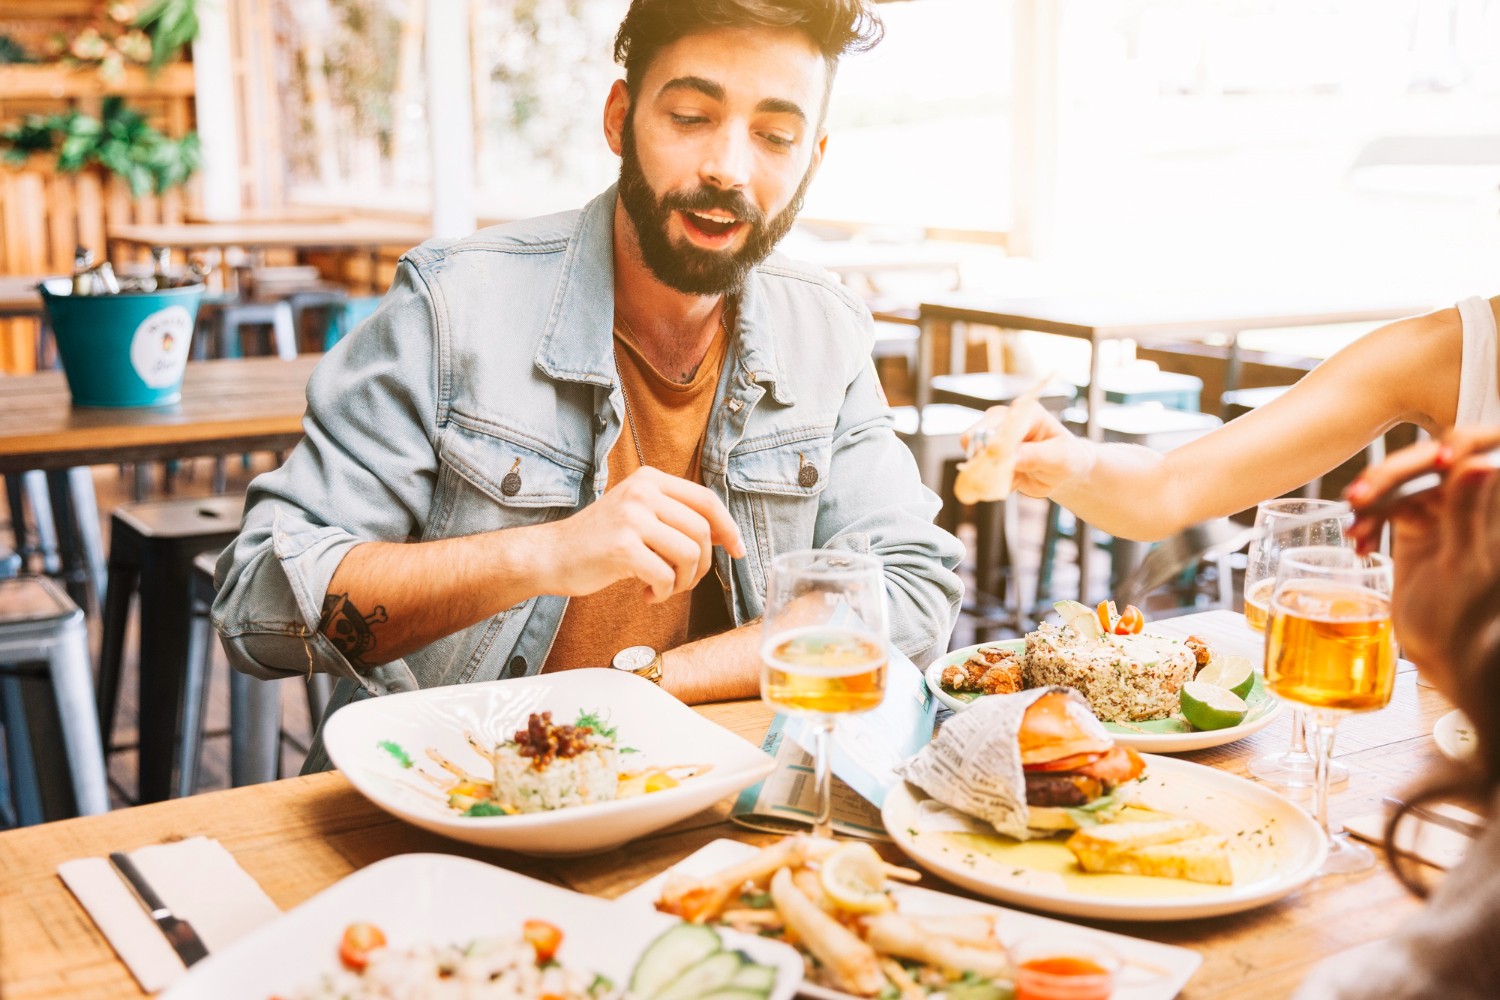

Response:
(1244, 499), (1353, 787)
(760, 550), (889, 838)
(1264, 546), (1396, 875)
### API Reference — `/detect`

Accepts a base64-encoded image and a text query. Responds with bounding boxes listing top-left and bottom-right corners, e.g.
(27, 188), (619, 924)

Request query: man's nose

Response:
(700, 127), (752, 190)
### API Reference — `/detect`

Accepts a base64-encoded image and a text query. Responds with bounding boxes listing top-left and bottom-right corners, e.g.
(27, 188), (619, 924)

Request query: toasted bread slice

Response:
(1067, 821), (1234, 885)
(1066, 818), (1211, 852)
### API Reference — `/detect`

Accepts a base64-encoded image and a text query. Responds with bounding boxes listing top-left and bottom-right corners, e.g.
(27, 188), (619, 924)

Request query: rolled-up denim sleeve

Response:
(212, 260), (441, 692)
(815, 355), (964, 668)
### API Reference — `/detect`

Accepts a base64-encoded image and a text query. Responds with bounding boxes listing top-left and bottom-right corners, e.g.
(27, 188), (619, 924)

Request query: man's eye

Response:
(761, 133), (795, 149)
(670, 113), (707, 125)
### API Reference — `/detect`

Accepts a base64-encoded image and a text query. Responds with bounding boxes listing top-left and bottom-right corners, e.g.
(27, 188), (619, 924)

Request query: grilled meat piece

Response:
(1024, 771), (1106, 808)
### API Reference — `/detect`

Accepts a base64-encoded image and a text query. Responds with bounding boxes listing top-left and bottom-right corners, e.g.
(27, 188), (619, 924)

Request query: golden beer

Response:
(1265, 582), (1396, 712)
(761, 626), (887, 716)
(1244, 578), (1275, 633)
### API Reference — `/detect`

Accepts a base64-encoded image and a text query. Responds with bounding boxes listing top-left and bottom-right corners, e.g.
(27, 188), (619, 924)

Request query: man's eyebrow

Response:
(755, 97), (807, 124)
(659, 76), (724, 101)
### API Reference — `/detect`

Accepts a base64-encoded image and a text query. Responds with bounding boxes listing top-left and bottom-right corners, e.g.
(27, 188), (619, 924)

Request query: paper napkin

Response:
(58, 836), (281, 993)
(1344, 802), (1481, 871)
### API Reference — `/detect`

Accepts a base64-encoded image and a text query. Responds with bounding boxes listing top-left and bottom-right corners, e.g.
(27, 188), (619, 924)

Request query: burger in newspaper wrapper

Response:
(894, 686), (1146, 840)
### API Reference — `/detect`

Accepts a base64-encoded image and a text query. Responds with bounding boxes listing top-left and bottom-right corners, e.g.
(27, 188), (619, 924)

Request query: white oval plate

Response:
(322, 668), (774, 855)
(925, 640), (1282, 753)
(1434, 709), (1478, 762)
(882, 754), (1327, 921)
(163, 854), (801, 1000)
(615, 839), (1202, 1000)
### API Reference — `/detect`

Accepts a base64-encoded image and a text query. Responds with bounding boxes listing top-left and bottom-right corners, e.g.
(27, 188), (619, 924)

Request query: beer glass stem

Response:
(811, 716), (836, 839)
(1308, 712), (1337, 835)
(1289, 710), (1308, 756)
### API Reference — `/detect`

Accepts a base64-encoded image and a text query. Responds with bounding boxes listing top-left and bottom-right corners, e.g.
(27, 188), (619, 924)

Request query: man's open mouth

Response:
(679, 208), (743, 240)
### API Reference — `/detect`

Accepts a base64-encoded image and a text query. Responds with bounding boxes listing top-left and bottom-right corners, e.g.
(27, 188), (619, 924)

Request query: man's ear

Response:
(604, 79), (631, 156)
(806, 131), (829, 182)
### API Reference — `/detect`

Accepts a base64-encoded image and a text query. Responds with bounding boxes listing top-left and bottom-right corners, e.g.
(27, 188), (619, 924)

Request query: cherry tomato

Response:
(1113, 605), (1145, 635)
(1095, 600), (1117, 632)
(524, 918), (563, 962)
(338, 922), (386, 971)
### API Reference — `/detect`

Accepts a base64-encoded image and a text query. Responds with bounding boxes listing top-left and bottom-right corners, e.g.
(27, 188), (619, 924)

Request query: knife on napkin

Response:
(109, 851), (210, 968)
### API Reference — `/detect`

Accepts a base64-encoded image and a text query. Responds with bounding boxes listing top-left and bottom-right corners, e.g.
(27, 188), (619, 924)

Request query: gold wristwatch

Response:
(611, 645), (663, 684)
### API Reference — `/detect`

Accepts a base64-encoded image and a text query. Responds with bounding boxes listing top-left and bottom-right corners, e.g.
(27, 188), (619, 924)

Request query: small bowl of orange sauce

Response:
(1012, 936), (1121, 1000)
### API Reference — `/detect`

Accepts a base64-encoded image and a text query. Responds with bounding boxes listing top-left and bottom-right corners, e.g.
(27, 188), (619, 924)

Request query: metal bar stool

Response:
(0, 573), (108, 825)
(181, 550), (332, 791)
(97, 495), (244, 803)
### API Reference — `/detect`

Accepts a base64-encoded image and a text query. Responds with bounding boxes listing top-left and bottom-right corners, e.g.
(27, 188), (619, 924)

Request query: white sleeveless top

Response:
(1455, 296), (1500, 426)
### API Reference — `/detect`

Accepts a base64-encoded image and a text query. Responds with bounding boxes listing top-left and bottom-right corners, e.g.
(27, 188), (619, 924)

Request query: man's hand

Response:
(534, 466), (745, 603)
(959, 397), (1093, 500)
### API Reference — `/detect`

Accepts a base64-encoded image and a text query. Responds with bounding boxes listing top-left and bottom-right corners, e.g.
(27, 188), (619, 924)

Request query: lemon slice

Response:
(1180, 681), (1249, 731)
(819, 842), (894, 914)
(1196, 654), (1256, 699)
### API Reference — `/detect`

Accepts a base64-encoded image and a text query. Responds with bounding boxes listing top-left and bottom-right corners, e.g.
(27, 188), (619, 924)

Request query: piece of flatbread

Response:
(954, 381), (1044, 504)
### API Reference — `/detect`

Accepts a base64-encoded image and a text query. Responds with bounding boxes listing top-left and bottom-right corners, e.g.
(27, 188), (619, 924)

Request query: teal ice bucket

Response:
(39, 281), (203, 407)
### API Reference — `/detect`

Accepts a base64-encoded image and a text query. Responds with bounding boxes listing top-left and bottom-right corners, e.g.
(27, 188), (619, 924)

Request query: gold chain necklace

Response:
(613, 308), (729, 468)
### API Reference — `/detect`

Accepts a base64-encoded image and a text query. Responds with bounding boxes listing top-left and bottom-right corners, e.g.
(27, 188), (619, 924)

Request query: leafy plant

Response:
(0, 97), (200, 198)
(134, 0), (199, 71)
(0, 35), (32, 64)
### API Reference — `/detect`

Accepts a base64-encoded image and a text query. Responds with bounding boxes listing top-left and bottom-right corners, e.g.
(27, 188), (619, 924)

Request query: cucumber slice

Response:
(729, 963), (776, 992)
(630, 923), (723, 998)
(654, 951), (744, 1000)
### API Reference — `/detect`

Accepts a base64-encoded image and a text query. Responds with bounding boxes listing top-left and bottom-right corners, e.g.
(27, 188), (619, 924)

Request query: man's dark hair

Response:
(614, 0), (883, 103)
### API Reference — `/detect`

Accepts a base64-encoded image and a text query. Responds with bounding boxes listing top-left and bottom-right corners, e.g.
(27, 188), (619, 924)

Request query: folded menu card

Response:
(732, 644), (936, 839)
(58, 836), (280, 993)
(1345, 802), (1481, 871)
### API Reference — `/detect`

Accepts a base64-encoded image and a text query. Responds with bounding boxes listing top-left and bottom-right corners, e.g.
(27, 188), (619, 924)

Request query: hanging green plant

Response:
(134, 0), (200, 72)
(0, 97), (200, 198)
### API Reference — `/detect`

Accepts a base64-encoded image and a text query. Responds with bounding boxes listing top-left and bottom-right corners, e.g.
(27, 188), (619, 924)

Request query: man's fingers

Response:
(651, 494), (714, 584)
(651, 474), (745, 558)
(626, 540), (677, 603)
(638, 519), (708, 597)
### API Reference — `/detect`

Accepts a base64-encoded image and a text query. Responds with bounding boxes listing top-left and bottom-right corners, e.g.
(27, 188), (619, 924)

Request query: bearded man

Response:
(214, 0), (963, 770)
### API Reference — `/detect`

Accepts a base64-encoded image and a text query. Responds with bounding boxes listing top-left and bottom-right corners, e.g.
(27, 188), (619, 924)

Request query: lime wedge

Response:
(1195, 655), (1256, 699)
(1180, 681), (1249, 731)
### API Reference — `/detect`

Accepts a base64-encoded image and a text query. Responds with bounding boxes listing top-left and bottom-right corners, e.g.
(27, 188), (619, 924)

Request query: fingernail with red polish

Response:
(1436, 444), (1455, 469)
(1346, 480), (1371, 504)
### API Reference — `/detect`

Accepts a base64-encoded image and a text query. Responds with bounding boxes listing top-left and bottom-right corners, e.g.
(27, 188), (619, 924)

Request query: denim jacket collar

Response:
(532, 184), (794, 405)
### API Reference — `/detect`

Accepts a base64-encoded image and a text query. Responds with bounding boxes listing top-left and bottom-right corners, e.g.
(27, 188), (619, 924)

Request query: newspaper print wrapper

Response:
(894, 686), (1074, 841)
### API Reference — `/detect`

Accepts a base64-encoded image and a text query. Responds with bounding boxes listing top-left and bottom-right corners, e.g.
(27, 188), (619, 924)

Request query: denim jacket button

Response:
(501, 471), (522, 496)
(507, 655), (527, 677)
(594, 415), (607, 433)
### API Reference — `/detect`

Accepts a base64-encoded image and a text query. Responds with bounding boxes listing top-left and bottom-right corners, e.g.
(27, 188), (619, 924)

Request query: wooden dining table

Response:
(107, 221), (433, 294)
(0, 643), (1454, 1000)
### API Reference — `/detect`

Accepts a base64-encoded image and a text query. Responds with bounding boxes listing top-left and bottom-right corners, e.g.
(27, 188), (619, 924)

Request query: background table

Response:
(915, 291), (1434, 600)
(0, 659), (1453, 999)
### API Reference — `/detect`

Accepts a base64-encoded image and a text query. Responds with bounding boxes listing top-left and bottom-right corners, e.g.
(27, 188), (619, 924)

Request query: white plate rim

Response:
(882, 754), (1328, 921)
(924, 640), (1283, 753)
(1434, 708), (1478, 762)
(614, 838), (1202, 1000)
(164, 853), (803, 1000)
(321, 669), (775, 850)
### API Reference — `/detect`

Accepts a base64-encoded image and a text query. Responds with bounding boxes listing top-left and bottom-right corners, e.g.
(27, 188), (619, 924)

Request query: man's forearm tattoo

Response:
(319, 592), (388, 668)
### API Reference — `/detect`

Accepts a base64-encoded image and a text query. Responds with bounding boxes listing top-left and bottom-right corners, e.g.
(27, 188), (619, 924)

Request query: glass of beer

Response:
(761, 549), (888, 838)
(1264, 546), (1395, 875)
(1244, 499), (1353, 788)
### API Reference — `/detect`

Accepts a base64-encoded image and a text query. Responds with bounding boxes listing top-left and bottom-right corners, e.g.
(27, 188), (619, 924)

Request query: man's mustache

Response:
(660, 186), (765, 228)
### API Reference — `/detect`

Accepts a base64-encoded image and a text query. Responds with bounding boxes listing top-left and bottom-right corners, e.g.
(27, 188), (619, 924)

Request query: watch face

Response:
(614, 645), (656, 671)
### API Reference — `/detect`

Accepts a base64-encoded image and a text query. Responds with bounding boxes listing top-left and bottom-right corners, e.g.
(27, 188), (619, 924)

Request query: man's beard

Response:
(618, 118), (814, 296)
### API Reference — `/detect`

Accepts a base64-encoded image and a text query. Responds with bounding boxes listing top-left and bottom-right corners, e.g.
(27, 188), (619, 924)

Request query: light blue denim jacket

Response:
(212, 186), (963, 770)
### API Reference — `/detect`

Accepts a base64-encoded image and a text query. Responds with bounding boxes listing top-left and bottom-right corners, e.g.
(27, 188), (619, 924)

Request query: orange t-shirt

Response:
(543, 322), (733, 671)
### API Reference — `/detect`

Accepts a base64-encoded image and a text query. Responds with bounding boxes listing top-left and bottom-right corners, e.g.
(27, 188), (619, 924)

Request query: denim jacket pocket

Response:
(433, 420), (587, 537)
(727, 432), (833, 595)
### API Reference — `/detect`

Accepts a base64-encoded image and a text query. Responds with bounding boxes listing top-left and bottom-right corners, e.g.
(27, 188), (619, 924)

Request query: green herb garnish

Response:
(463, 801), (505, 817)
(377, 740), (413, 768)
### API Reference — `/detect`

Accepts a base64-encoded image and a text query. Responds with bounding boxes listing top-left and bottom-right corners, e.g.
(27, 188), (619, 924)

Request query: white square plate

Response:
(617, 840), (1202, 1000)
(163, 853), (803, 999)
(321, 668), (775, 855)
